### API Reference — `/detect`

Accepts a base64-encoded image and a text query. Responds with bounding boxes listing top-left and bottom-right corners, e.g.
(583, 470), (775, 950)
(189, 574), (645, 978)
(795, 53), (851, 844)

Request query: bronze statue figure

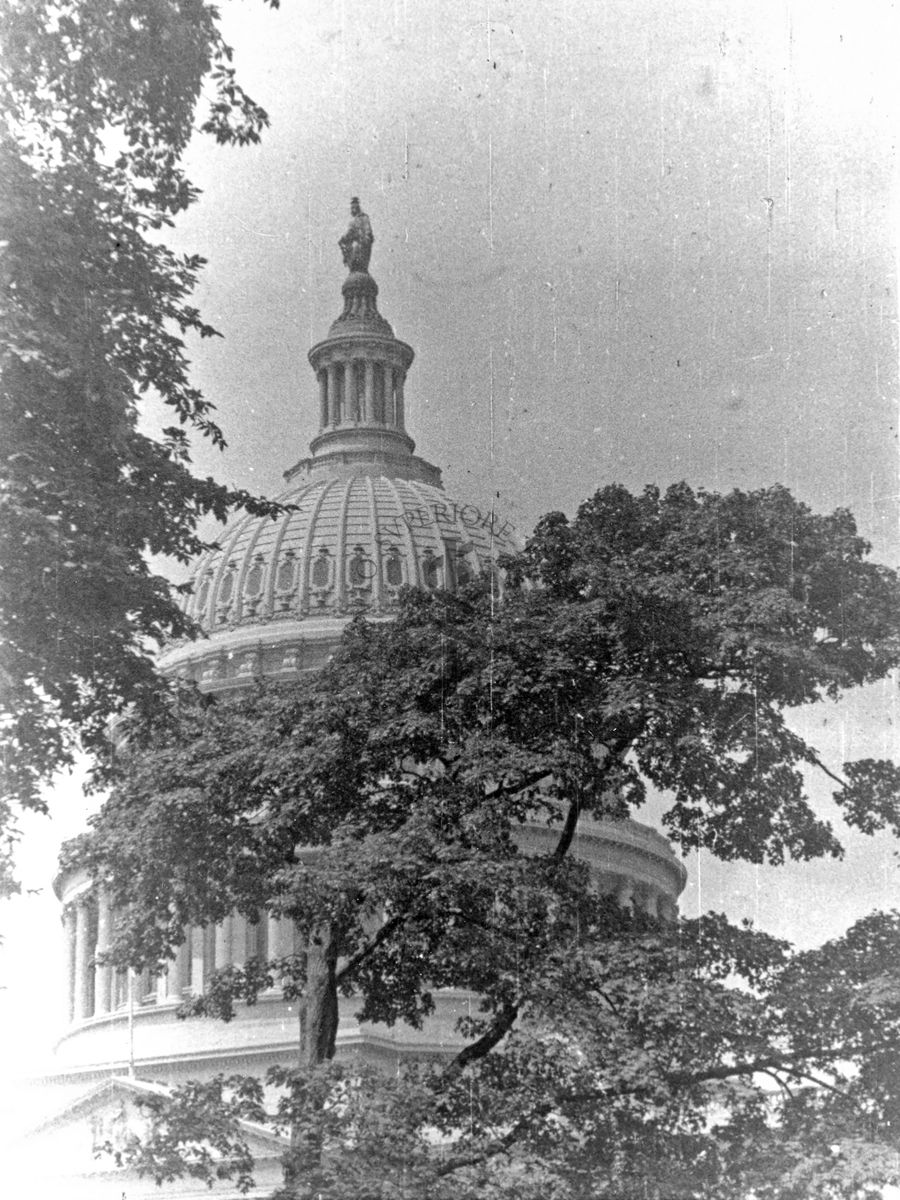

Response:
(339, 196), (374, 272)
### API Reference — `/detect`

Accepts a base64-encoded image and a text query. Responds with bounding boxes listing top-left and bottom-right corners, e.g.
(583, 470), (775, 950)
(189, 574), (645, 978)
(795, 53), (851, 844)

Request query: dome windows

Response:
(310, 547), (334, 608)
(347, 545), (373, 588)
(173, 477), (516, 639)
(196, 574), (211, 615)
(384, 545), (403, 588)
(216, 562), (238, 624)
(455, 548), (474, 587)
(219, 570), (235, 605)
(347, 545), (375, 607)
(275, 552), (296, 611)
(243, 555), (266, 616)
(245, 557), (264, 597)
(311, 548), (330, 588)
(421, 547), (441, 590)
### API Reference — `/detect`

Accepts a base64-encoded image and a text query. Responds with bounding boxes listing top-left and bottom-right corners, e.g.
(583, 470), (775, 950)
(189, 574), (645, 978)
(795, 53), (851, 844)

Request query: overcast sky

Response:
(170, 0), (900, 939)
(176, 0), (897, 555)
(2, 0), (898, 1076)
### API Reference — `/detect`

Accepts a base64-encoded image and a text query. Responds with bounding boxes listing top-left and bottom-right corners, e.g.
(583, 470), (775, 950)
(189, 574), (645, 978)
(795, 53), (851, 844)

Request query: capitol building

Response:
(27, 207), (687, 1198)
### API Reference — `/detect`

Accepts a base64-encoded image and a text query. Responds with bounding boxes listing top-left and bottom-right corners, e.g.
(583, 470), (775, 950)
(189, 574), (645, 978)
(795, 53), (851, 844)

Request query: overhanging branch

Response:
(434, 1049), (856, 1180)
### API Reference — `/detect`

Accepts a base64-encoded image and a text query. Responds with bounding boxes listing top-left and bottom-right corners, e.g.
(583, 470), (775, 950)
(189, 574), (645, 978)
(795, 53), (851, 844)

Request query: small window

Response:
(276, 557), (294, 591)
(421, 549), (441, 590)
(385, 547), (403, 587)
(312, 549), (330, 588)
(197, 579), (210, 610)
(456, 553), (472, 587)
(246, 561), (263, 595)
(348, 546), (371, 586)
(219, 571), (234, 604)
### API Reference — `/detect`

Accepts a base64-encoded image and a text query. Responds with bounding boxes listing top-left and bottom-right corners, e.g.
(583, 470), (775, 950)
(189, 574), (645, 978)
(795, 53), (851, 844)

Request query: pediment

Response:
(17, 1075), (286, 1199)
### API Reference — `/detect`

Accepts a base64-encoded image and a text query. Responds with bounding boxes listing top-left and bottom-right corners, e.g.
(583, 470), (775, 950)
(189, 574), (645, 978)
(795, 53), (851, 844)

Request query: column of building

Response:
(320, 357), (405, 431)
(63, 890), (306, 1024)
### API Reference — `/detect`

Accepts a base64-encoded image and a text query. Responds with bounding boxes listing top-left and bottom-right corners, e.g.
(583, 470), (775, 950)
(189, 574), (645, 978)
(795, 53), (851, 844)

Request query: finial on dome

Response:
(338, 196), (374, 273)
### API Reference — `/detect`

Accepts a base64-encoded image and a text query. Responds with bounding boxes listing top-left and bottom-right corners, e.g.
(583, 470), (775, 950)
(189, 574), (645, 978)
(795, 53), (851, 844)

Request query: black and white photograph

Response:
(1, 1), (898, 1196)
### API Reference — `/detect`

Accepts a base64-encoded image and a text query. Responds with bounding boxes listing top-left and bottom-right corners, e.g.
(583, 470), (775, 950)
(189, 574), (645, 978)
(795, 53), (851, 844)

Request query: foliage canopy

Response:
(72, 483), (900, 1199)
(0, 0), (281, 878)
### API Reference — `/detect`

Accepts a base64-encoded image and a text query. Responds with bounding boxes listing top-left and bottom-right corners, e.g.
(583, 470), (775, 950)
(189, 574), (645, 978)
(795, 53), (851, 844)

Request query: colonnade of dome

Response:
(59, 882), (297, 1028)
(57, 811), (684, 1044)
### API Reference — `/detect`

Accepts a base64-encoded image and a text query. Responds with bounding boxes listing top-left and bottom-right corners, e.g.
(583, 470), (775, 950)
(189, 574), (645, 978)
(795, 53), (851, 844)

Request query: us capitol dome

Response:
(47, 204), (687, 1142)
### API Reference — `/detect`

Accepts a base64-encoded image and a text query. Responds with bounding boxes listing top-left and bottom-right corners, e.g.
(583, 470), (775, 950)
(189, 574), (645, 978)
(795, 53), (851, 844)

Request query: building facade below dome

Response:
(52, 813), (686, 1084)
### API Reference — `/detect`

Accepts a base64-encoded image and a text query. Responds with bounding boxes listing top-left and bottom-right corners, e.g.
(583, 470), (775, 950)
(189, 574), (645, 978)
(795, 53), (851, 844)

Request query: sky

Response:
(1, 0), (898, 1078)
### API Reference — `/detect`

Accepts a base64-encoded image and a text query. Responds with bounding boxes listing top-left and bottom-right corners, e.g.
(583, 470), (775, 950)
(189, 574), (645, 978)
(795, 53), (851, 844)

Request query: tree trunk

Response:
(283, 924), (340, 1198)
(301, 924), (340, 1067)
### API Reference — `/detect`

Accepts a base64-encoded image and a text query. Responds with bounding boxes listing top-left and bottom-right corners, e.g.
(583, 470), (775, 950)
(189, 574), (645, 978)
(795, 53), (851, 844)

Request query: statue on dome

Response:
(339, 197), (374, 273)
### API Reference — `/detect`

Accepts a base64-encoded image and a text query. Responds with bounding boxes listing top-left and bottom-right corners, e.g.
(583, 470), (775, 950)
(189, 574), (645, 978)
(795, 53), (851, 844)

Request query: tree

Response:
(0, 0), (282, 883)
(71, 483), (900, 1198)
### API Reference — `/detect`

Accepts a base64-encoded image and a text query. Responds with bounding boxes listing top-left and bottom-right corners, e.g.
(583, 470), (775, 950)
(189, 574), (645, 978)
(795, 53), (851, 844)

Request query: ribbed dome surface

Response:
(185, 473), (516, 633)
(159, 467), (517, 690)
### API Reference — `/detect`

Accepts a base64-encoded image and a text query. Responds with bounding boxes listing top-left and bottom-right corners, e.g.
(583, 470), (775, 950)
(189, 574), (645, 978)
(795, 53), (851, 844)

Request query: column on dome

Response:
(154, 921), (191, 1001)
(326, 364), (339, 426)
(345, 358), (355, 423)
(245, 913), (260, 963)
(63, 905), (77, 1024)
(395, 370), (405, 428)
(265, 912), (282, 992)
(154, 949), (174, 1003)
(385, 364), (396, 427)
(318, 370), (328, 428)
(139, 966), (153, 1003)
(231, 914), (248, 968)
(364, 360), (374, 423)
(337, 362), (347, 424)
(214, 915), (233, 970)
(173, 935), (191, 997)
(113, 968), (127, 1008)
(352, 359), (364, 422)
(73, 898), (93, 1020)
(266, 913), (297, 984)
(373, 359), (385, 422)
(94, 888), (113, 1016)
(190, 924), (206, 995)
(266, 912), (282, 963)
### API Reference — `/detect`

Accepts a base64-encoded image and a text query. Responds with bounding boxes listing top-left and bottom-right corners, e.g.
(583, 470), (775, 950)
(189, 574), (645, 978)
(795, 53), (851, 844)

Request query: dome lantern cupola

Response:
(296, 198), (432, 485)
(158, 200), (519, 689)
